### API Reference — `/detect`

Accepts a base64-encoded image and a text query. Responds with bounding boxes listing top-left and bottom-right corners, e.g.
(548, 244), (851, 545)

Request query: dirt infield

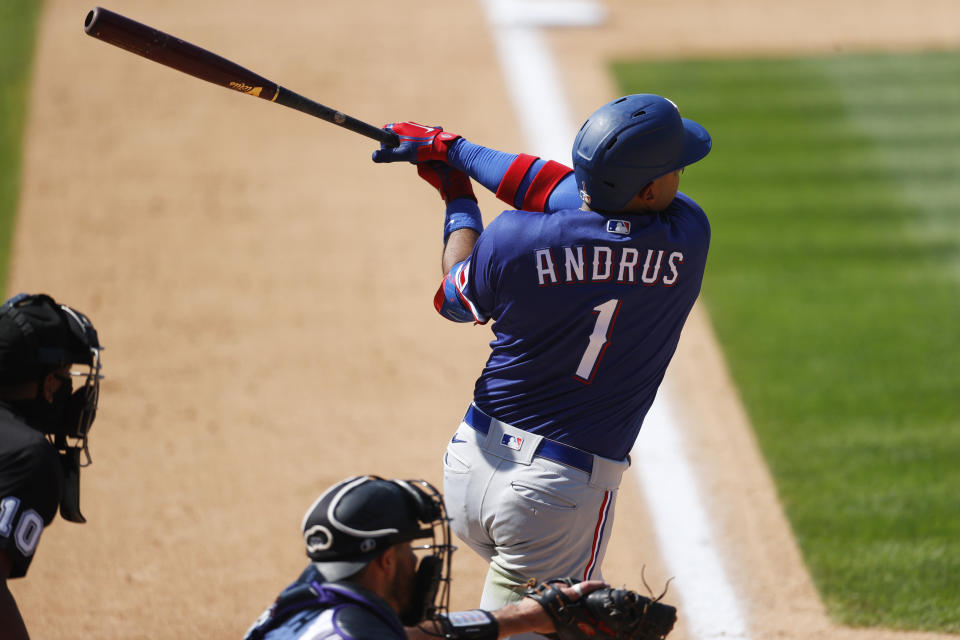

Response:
(9, 1), (959, 638)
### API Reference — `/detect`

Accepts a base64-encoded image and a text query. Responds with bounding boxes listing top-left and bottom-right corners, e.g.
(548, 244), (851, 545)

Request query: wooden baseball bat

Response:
(83, 6), (400, 147)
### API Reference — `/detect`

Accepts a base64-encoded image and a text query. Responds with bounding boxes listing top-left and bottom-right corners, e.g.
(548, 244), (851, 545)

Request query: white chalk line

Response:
(478, 2), (751, 637)
(635, 384), (750, 639)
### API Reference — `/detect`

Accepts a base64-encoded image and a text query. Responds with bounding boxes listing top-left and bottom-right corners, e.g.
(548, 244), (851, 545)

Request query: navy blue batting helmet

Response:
(572, 94), (712, 212)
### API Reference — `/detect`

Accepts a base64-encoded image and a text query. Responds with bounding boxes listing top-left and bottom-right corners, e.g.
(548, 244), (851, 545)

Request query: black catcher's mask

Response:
(0, 293), (104, 523)
(301, 475), (455, 626)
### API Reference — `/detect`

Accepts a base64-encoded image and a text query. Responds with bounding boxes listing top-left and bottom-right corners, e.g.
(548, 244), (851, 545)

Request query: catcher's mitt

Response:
(524, 578), (677, 640)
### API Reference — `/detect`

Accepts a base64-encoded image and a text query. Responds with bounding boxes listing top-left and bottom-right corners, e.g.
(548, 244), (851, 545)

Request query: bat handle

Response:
(380, 129), (401, 148)
(274, 87), (399, 147)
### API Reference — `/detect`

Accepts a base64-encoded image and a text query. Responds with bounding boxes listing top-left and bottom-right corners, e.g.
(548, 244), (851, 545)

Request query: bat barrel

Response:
(84, 6), (280, 100)
(84, 7), (399, 147)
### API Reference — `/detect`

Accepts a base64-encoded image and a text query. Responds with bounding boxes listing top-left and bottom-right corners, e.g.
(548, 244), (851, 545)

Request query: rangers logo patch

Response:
(500, 434), (523, 450)
(606, 219), (631, 235)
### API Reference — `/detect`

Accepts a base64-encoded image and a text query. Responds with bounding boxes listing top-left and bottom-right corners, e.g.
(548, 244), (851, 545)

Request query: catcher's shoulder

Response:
(331, 604), (405, 640)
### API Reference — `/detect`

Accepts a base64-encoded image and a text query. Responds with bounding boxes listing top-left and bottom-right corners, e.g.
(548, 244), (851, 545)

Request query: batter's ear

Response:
(639, 181), (657, 202)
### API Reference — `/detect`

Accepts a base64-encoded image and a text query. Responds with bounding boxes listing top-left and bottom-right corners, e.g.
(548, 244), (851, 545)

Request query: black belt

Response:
(462, 405), (594, 474)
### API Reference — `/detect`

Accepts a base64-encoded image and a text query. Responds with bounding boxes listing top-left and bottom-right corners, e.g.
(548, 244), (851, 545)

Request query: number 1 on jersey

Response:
(575, 298), (621, 383)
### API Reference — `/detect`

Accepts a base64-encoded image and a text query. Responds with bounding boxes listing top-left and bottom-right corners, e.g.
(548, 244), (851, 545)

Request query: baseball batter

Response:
(373, 94), (712, 633)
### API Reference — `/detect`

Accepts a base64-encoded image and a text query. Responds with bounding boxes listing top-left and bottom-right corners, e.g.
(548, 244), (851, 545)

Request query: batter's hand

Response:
(372, 122), (461, 164)
(417, 161), (476, 203)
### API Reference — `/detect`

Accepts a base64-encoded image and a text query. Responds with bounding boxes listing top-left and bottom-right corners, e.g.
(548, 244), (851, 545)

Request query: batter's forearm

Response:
(442, 229), (480, 274)
(448, 139), (517, 195)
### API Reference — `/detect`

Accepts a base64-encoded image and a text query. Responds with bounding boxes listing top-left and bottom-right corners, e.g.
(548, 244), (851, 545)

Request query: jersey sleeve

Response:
(448, 139), (577, 213)
(0, 440), (61, 578)
(433, 212), (512, 324)
(671, 192), (711, 254)
(434, 258), (491, 324)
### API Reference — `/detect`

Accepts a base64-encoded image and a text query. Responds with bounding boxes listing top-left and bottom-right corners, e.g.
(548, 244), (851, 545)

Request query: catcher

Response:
(244, 475), (676, 640)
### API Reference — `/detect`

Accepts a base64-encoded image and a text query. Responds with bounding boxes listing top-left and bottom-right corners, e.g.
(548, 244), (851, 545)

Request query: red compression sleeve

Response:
(521, 160), (573, 212)
(495, 154), (537, 209)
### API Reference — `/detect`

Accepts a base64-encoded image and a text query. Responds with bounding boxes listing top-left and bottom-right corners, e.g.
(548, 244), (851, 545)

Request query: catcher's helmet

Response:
(302, 475), (454, 624)
(572, 94), (712, 212)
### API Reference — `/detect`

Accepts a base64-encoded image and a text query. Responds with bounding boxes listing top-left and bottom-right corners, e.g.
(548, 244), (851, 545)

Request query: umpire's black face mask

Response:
(9, 371), (91, 523)
(10, 371), (73, 435)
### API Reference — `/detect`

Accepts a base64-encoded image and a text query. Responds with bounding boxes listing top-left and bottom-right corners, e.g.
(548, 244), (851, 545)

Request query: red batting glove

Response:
(372, 122), (462, 164)
(417, 161), (477, 203)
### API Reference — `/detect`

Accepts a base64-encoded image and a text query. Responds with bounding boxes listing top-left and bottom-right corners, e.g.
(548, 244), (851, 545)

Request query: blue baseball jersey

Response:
(438, 167), (709, 460)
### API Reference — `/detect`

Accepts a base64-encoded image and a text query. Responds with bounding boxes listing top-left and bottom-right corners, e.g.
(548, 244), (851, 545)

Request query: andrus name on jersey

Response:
(534, 246), (684, 287)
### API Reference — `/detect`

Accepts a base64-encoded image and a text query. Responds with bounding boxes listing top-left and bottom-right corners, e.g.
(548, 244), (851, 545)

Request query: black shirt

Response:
(0, 404), (62, 578)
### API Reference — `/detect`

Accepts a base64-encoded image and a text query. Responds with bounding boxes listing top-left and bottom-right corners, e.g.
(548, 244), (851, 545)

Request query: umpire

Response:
(243, 475), (644, 640)
(0, 293), (103, 638)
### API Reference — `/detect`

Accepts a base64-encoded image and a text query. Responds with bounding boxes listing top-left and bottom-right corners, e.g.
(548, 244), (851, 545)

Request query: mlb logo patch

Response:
(500, 434), (524, 450)
(606, 219), (631, 235)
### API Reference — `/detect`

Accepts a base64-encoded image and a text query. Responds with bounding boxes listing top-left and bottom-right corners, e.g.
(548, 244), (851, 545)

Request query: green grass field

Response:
(614, 51), (960, 631)
(0, 0), (44, 292)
